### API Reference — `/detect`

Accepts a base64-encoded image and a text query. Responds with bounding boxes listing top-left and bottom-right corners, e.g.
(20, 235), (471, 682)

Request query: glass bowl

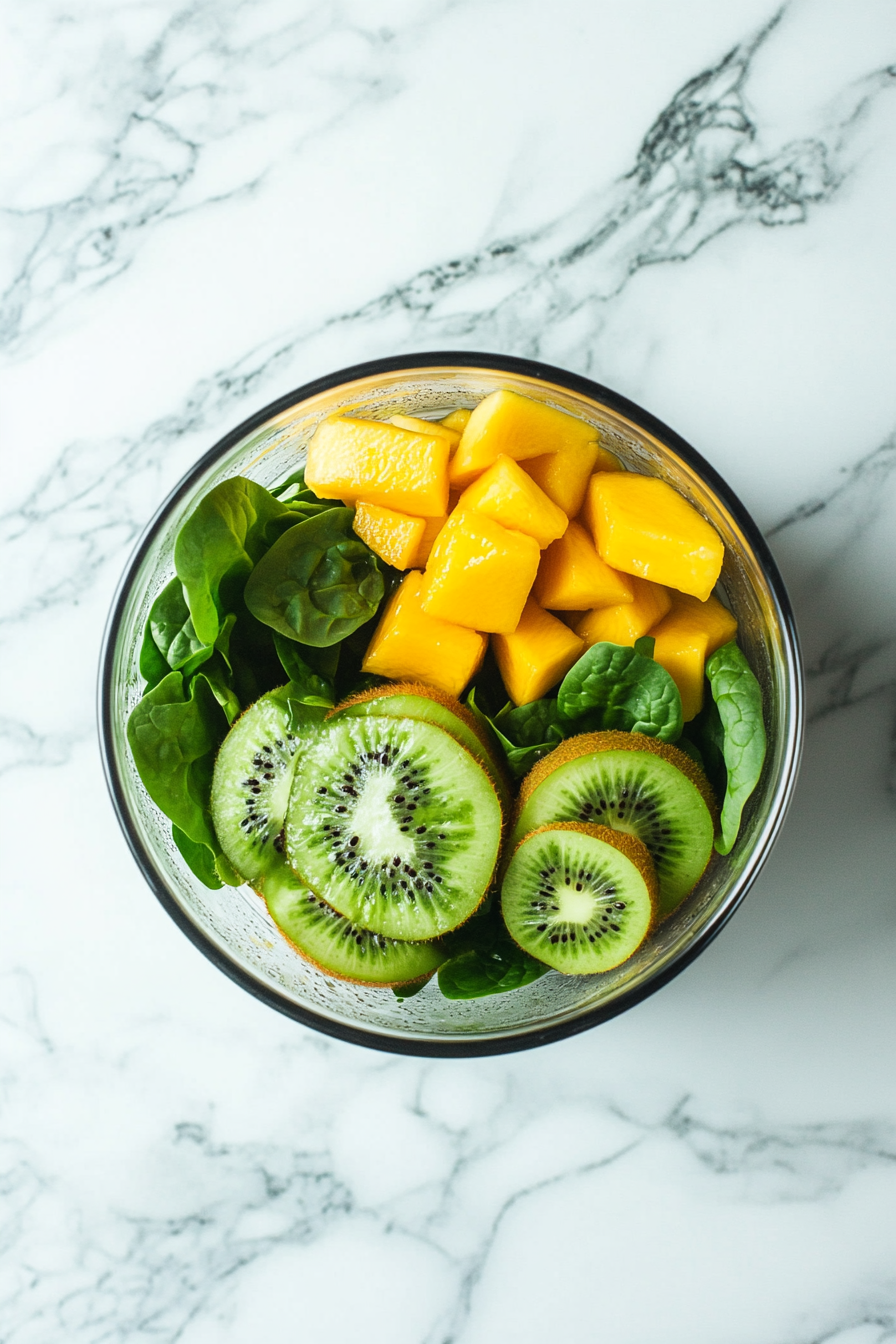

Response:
(99, 352), (803, 1056)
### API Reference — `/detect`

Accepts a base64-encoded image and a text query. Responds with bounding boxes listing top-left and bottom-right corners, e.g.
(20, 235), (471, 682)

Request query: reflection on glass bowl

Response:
(99, 353), (803, 1056)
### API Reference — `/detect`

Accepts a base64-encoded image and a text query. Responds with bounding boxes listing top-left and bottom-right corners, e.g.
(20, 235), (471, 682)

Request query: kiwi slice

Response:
(331, 681), (510, 807)
(501, 823), (655, 973)
(210, 687), (323, 883)
(261, 866), (443, 987)
(511, 732), (716, 916)
(285, 715), (502, 940)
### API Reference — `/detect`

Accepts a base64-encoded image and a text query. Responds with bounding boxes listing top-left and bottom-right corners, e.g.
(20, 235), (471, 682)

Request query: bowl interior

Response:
(102, 361), (802, 1053)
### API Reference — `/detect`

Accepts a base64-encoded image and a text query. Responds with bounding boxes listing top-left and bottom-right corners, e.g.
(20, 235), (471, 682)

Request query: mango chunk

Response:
(449, 389), (598, 490)
(390, 414), (460, 452)
(305, 417), (450, 517)
(458, 454), (568, 549)
(353, 502), (426, 570)
(492, 598), (585, 707)
(649, 592), (739, 720)
(524, 441), (618, 518)
(575, 577), (672, 648)
(362, 571), (486, 697)
(407, 513), (448, 568)
(421, 509), (540, 634)
(440, 408), (472, 433)
(534, 520), (634, 611)
(586, 472), (724, 601)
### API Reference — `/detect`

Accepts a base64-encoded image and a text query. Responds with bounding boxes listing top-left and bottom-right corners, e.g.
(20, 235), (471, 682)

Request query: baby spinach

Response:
(244, 507), (384, 648)
(140, 578), (215, 690)
(273, 632), (337, 708)
(126, 670), (228, 864)
(557, 642), (683, 741)
(499, 698), (566, 748)
(464, 688), (558, 780)
(169, 822), (236, 887)
(437, 906), (549, 999)
(688, 696), (727, 801)
(705, 641), (767, 855)
(174, 477), (296, 646)
(270, 465), (339, 506)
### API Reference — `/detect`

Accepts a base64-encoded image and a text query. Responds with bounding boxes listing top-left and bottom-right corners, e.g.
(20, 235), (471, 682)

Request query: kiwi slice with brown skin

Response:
(511, 732), (717, 917)
(330, 681), (511, 808)
(501, 822), (656, 973)
(285, 714), (502, 940)
(260, 865), (444, 987)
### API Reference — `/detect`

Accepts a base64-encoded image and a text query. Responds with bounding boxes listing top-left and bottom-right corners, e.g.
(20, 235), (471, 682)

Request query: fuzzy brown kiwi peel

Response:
(511, 732), (717, 917)
(516, 731), (718, 822)
(501, 821), (657, 973)
(330, 679), (511, 807)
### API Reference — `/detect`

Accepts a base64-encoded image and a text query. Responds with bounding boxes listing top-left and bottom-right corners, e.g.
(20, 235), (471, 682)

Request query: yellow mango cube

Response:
(587, 472), (724, 601)
(534, 521), (634, 611)
(352, 502), (426, 570)
(407, 513), (448, 568)
(440, 408), (472, 433)
(575, 577), (672, 648)
(449, 389), (598, 489)
(492, 599), (585, 706)
(458, 454), (568, 549)
(523, 441), (618, 518)
(649, 593), (739, 720)
(578, 461), (626, 535)
(305, 417), (450, 517)
(390, 414), (461, 452)
(421, 509), (540, 634)
(362, 571), (486, 697)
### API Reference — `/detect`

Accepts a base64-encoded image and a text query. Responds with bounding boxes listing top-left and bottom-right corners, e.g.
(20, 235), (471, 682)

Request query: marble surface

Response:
(2, 1), (895, 1339)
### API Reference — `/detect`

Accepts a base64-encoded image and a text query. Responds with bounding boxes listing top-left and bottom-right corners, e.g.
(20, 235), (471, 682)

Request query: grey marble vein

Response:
(0, 0), (476, 356)
(2, 9), (893, 667)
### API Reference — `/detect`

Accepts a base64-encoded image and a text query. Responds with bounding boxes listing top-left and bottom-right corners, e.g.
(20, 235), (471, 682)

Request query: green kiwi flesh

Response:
(512, 749), (714, 915)
(262, 866), (443, 987)
(502, 827), (653, 973)
(211, 686), (313, 883)
(285, 715), (501, 940)
(331, 688), (510, 807)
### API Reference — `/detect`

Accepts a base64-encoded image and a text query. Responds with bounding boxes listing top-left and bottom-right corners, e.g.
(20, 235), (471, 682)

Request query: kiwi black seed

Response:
(511, 732), (716, 916)
(329, 681), (511, 809)
(284, 715), (502, 941)
(501, 822), (655, 974)
(211, 687), (311, 883)
(261, 866), (444, 987)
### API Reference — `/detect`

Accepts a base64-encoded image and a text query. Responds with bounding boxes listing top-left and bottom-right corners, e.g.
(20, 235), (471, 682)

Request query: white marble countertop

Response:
(2, 2), (895, 1339)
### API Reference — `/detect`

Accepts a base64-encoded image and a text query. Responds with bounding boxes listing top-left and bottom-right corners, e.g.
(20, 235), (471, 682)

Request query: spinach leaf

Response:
(392, 976), (433, 1002)
(273, 631), (337, 708)
(139, 621), (172, 691)
(172, 824), (222, 889)
(244, 508), (384, 648)
(438, 944), (549, 998)
(126, 670), (228, 856)
(633, 635), (655, 659)
(688, 696), (727, 801)
(437, 905), (549, 999)
(282, 695), (330, 737)
(139, 578), (215, 690)
(557, 642), (683, 742)
(465, 688), (557, 781)
(675, 736), (705, 770)
(270, 465), (339, 506)
(498, 698), (566, 748)
(174, 477), (295, 645)
(705, 641), (767, 855)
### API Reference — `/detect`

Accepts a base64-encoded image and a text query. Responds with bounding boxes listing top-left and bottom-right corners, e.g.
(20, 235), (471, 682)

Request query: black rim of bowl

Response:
(98, 350), (804, 1058)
